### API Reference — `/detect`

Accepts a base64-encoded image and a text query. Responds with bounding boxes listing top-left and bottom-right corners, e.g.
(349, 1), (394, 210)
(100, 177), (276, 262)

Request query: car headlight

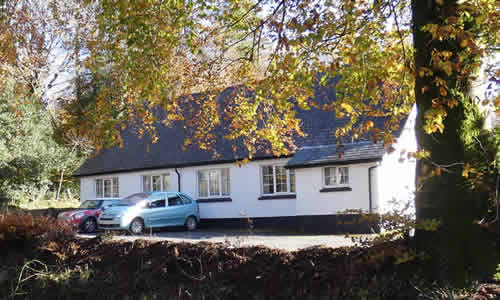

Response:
(73, 212), (84, 219)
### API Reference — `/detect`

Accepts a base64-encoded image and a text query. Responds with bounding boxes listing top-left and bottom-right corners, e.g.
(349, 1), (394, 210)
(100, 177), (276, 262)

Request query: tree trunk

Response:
(412, 0), (499, 285)
(56, 168), (64, 201)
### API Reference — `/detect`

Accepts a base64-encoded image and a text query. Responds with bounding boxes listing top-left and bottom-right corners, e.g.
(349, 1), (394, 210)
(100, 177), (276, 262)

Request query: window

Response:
(112, 178), (119, 197)
(197, 168), (230, 198)
(179, 194), (193, 204)
(152, 175), (161, 191)
(261, 165), (295, 195)
(148, 193), (165, 208)
(168, 194), (183, 206)
(149, 199), (165, 208)
(142, 173), (172, 192)
(142, 176), (151, 192)
(324, 167), (349, 186)
(96, 178), (119, 198)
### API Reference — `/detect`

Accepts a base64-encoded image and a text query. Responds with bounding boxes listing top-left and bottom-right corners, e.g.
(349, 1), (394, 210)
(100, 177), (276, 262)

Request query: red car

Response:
(57, 199), (120, 233)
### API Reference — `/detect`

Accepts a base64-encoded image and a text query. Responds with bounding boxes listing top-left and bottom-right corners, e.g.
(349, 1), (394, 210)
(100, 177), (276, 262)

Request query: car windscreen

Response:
(118, 193), (150, 206)
(102, 200), (119, 208)
(80, 200), (103, 209)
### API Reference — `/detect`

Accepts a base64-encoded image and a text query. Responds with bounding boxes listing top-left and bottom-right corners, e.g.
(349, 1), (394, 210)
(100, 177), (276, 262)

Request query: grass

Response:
(17, 198), (80, 210)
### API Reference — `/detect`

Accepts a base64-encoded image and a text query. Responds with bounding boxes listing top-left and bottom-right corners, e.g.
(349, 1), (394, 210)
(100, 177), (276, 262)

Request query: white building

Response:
(75, 87), (416, 233)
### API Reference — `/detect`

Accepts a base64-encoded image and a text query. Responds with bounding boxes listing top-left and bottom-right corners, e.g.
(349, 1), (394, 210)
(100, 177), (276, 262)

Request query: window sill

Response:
(258, 194), (296, 200)
(196, 197), (232, 203)
(319, 187), (352, 193)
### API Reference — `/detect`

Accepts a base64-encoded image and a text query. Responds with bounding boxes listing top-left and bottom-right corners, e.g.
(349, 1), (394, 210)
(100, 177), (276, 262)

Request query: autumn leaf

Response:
(367, 79), (376, 90)
(413, 149), (431, 160)
(462, 163), (471, 178)
(363, 120), (374, 131)
(439, 87), (447, 97)
(418, 67), (433, 78)
(340, 103), (353, 113)
(447, 98), (458, 108)
(435, 167), (442, 176)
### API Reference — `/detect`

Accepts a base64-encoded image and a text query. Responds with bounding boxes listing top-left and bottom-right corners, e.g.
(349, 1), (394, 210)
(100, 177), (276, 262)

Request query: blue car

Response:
(98, 192), (200, 234)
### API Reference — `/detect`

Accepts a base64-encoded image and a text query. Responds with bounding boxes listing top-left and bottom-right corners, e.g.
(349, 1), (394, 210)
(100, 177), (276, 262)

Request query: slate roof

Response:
(74, 82), (390, 177)
(285, 142), (385, 169)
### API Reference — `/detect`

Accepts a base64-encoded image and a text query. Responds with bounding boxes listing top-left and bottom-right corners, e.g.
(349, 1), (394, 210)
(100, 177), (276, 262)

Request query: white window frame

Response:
(260, 164), (296, 195)
(322, 166), (350, 187)
(141, 173), (172, 192)
(197, 168), (230, 198)
(95, 177), (119, 199)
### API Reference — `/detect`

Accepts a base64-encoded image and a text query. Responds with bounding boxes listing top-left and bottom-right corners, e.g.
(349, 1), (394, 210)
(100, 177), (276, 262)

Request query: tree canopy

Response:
(1, 1), (497, 156)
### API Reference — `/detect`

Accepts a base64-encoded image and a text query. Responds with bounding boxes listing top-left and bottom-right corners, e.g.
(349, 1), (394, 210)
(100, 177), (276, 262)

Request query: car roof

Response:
(146, 191), (181, 197)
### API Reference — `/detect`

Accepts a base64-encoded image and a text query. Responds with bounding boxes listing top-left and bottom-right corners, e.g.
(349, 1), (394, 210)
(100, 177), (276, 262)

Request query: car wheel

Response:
(81, 218), (97, 233)
(185, 216), (197, 231)
(129, 218), (145, 235)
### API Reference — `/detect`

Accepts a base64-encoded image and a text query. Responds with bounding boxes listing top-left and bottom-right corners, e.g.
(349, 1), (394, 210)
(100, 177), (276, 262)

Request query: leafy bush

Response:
(495, 264), (500, 282)
(0, 74), (84, 207)
(0, 212), (74, 246)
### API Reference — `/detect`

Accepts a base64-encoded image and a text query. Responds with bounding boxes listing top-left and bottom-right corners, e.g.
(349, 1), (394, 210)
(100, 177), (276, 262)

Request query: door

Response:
(143, 194), (166, 227)
(166, 193), (187, 225)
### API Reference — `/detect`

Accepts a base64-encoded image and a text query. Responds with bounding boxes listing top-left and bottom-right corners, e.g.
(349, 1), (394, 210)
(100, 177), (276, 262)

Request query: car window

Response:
(179, 194), (192, 205)
(149, 199), (166, 208)
(102, 200), (119, 208)
(119, 193), (150, 206)
(168, 195), (182, 206)
(80, 200), (103, 209)
(147, 194), (165, 208)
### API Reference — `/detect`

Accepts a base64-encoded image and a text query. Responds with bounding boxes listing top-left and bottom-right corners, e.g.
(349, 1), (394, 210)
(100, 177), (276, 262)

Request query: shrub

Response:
(0, 75), (85, 208)
(0, 212), (74, 247)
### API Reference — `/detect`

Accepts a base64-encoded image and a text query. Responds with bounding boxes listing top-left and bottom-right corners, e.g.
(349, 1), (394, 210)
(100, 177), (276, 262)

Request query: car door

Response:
(179, 193), (198, 221)
(166, 193), (186, 226)
(143, 194), (166, 227)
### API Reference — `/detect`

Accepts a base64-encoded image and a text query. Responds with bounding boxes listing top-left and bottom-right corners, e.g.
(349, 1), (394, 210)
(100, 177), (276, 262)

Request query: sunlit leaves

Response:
(56, 0), (419, 155)
(44, 0), (497, 167)
(416, 0), (498, 156)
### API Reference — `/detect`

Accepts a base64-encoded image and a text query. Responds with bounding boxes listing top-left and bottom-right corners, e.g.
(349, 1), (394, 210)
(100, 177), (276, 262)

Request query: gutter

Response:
(285, 157), (382, 169)
(175, 168), (181, 192)
(368, 164), (378, 213)
(73, 155), (292, 178)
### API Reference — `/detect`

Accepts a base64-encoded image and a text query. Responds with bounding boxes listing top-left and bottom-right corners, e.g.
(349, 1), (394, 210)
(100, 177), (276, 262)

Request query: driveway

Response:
(78, 229), (363, 251)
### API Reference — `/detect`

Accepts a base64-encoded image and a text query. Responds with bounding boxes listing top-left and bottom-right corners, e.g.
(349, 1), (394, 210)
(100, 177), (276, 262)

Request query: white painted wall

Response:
(378, 106), (417, 214)
(295, 163), (376, 216)
(178, 158), (296, 219)
(79, 169), (177, 203)
(79, 158), (296, 219)
(370, 165), (380, 212)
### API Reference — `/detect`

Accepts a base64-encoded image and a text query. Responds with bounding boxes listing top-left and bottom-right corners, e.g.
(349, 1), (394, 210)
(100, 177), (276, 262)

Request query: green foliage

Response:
(0, 77), (83, 206)
(494, 264), (500, 282)
(459, 95), (500, 211)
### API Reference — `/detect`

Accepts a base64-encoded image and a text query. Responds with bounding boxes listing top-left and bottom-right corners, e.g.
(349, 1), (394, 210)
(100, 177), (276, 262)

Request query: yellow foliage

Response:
(340, 103), (354, 113)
